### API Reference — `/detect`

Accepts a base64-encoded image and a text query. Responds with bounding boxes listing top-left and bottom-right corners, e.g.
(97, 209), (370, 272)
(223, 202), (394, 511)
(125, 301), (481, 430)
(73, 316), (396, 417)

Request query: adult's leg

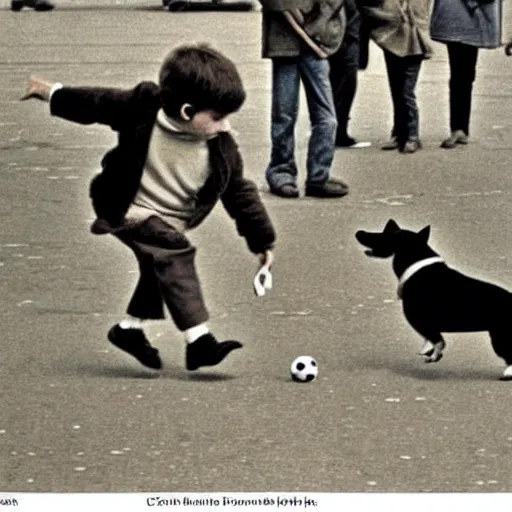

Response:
(329, 38), (359, 144)
(299, 53), (338, 186)
(402, 55), (424, 142)
(383, 50), (407, 145)
(447, 42), (479, 135)
(266, 58), (301, 190)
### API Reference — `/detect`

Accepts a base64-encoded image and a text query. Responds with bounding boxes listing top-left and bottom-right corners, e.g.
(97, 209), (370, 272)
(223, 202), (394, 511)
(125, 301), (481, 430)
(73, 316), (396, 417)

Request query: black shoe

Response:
(335, 135), (357, 148)
(186, 333), (242, 371)
(107, 325), (162, 370)
(305, 178), (349, 198)
(269, 183), (299, 199)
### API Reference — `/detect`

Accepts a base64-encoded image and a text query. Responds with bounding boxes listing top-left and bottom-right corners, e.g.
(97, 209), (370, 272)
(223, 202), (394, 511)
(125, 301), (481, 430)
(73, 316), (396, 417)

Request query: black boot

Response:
(186, 333), (242, 371)
(107, 325), (162, 370)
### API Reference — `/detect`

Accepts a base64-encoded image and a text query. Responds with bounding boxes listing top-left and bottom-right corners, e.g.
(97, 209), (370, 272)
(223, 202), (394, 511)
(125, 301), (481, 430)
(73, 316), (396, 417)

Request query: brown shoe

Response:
(305, 178), (349, 198)
(269, 183), (299, 199)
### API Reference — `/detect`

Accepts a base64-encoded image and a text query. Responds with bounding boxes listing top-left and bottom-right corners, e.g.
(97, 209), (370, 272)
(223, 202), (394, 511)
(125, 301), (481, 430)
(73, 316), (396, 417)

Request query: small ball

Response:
(290, 356), (318, 383)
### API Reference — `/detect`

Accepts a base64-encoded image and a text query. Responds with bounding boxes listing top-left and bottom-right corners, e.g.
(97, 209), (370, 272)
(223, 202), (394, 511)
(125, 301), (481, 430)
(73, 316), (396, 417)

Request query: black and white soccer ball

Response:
(290, 356), (318, 383)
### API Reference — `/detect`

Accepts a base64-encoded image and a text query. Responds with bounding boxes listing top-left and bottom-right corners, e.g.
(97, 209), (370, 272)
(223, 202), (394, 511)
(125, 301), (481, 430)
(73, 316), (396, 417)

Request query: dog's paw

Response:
(418, 340), (435, 357)
(423, 341), (445, 363)
(424, 352), (443, 363)
(500, 366), (512, 381)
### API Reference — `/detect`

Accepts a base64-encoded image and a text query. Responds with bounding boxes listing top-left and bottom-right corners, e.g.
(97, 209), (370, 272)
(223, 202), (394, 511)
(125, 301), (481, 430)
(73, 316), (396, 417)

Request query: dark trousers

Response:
(383, 51), (424, 144)
(447, 42), (479, 135)
(114, 216), (209, 331)
(329, 37), (359, 141)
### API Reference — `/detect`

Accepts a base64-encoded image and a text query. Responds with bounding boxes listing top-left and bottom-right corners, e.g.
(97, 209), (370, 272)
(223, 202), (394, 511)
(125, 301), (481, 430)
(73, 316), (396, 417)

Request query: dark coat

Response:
(50, 82), (276, 255)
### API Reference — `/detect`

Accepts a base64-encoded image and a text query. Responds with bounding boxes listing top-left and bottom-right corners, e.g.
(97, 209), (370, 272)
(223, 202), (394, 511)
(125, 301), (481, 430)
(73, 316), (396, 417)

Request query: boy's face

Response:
(190, 109), (231, 136)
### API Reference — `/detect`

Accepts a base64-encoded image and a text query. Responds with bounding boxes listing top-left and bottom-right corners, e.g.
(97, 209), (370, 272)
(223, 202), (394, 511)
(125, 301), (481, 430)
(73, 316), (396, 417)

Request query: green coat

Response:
(260, 0), (347, 58)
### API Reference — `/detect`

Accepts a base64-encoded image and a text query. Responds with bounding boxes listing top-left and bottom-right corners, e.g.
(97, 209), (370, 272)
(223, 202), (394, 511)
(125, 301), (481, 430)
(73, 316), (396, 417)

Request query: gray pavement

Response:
(1, 2), (512, 494)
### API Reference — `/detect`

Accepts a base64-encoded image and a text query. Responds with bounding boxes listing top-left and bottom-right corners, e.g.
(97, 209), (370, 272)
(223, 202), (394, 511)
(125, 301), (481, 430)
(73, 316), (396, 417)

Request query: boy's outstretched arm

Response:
(21, 75), (160, 130)
(21, 76), (54, 101)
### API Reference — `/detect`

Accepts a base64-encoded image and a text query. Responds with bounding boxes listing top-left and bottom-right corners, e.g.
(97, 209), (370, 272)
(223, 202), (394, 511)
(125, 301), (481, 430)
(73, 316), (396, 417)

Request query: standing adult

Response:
(259, 0), (350, 198)
(359, 0), (433, 153)
(329, 0), (372, 148)
(430, 0), (502, 148)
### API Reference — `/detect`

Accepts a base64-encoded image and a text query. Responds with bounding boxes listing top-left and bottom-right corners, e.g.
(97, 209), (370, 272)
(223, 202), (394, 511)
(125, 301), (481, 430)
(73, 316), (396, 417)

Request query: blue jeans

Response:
(266, 54), (337, 189)
(383, 50), (423, 144)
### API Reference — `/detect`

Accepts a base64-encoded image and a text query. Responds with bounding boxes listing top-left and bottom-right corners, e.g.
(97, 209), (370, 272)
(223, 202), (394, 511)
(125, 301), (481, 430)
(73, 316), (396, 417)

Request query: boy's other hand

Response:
(20, 76), (53, 101)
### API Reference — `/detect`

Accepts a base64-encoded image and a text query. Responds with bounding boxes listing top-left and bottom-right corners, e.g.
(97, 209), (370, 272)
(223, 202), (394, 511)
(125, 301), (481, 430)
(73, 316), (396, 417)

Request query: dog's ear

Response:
(384, 219), (400, 233)
(417, 225), (431, 243)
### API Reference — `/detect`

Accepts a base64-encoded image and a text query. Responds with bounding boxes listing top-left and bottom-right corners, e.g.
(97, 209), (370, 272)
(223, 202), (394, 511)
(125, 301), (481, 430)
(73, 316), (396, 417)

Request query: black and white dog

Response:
(355, 219), (512, 380)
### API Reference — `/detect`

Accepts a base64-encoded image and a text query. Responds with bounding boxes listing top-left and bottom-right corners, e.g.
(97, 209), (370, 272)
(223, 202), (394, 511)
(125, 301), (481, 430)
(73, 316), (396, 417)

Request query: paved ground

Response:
(1, 1), (512, 494)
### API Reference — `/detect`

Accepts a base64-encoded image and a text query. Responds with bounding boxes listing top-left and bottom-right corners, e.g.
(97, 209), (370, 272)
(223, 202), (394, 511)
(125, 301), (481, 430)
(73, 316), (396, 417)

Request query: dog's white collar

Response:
(397, 256), (445, 299)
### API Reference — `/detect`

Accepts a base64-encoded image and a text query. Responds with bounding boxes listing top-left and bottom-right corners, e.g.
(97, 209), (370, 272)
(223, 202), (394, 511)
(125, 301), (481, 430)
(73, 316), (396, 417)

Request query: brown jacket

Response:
(50, 82), (276, 254)
(359, 0), (433, 58)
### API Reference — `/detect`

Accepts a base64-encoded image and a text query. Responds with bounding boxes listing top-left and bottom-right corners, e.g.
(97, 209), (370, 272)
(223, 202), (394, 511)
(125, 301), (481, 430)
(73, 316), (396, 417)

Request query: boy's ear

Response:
(180, 103), (196, 121)
(418, 225), (431, 243)
(384, 219), (400, 234)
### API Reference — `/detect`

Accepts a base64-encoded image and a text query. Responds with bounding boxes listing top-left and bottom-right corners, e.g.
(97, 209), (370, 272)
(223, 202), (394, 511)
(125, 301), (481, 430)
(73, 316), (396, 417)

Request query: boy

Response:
(22, 43), (276, 372)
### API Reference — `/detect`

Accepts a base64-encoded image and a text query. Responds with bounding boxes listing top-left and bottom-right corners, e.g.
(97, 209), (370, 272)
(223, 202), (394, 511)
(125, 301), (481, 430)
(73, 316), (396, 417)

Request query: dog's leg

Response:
(489, 329), (512, 381)
(409, 319), (445, 363)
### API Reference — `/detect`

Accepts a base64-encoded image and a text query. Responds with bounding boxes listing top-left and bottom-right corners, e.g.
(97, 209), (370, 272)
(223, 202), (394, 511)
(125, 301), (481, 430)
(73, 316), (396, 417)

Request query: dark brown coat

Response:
(50, 81), (276, 255)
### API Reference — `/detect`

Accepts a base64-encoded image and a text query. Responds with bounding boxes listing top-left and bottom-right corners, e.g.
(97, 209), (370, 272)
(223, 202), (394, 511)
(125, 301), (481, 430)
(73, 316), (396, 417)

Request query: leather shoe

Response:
(400, 139), (422, 154)
(186, 333), (242, 371)
(440, 130), (468, 149)
(381, 136), (399, 150)
(107, 325), (162, 370)
(269, 184), (299, 198)
(305, 178), (349, 198)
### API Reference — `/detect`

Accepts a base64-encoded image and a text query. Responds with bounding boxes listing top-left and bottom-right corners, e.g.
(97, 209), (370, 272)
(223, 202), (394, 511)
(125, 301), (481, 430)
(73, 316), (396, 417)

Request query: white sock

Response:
(119, 317), (143, 330)
(185, 323), (209, 344)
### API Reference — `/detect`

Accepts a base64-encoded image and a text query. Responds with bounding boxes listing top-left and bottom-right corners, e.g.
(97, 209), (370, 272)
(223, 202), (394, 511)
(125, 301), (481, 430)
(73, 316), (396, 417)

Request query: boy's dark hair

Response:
(159, 43), (246, 119)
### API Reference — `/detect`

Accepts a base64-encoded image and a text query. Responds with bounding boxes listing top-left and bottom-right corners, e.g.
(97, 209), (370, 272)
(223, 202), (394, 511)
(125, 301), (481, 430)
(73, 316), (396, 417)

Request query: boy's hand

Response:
(505, 39), (512, 56)
(20, 76), (54, 101)
(258, 249), (274, 268)
(254, 250), (274, 297)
